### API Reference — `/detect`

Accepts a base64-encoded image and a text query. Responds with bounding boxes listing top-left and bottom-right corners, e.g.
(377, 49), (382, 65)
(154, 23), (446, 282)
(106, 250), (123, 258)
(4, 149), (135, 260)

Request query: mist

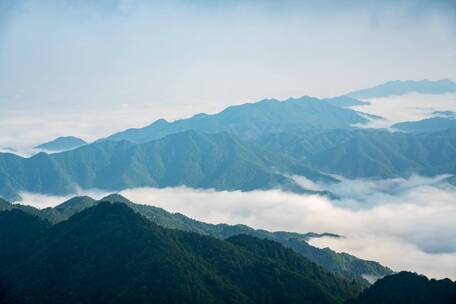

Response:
(352, 92), (456, 128)
(16, 175), (456, 280)
(1, 0), (456, 150)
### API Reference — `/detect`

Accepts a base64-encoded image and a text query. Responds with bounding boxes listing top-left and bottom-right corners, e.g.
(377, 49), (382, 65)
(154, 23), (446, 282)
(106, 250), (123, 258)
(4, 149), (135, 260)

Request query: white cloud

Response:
(352, 92), (456, 128)
(16, 176), (456, 280)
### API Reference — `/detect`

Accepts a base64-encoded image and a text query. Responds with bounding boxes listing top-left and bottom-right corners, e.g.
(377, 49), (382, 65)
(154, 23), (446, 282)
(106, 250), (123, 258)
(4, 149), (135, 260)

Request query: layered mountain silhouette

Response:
(0, 194), (392, 284)
(346, 79), (456, 99)
(96, 96), (373, 143)
(305, 129), (456, 178)
(0, 131), (336, 200)
(35, 136), (87, 151)
(2, 82), (456, 199)
(393, 116), (456, 133)
(3, 127), (456, 200)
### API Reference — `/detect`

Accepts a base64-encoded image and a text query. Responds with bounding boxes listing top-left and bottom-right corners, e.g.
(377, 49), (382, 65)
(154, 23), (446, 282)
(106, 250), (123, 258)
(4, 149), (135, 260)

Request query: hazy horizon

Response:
(1, 0), (456, 149)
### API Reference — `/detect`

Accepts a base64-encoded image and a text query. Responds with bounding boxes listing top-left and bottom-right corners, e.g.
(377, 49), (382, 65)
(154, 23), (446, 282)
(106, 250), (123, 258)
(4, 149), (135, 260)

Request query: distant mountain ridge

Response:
(393, 116), (456, 133)
(0, 130), (335, 201)
(97, 96), (373, 144)
(346, 79), (456, 99)
(306, 128), (456, 178)
(2, 127), (456, 200)
(253, 127), (456, 179)
(35, 136), (87, 151)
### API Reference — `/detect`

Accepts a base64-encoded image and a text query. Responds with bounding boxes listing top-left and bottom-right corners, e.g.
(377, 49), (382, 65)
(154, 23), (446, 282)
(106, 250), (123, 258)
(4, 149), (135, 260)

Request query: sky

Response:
(1, 0), (456, 148)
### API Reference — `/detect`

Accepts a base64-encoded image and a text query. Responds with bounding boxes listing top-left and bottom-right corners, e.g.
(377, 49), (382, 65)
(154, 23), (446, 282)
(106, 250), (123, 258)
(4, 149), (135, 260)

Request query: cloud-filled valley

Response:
(2, 1), (456, 302)
(352, 92), (456, 129)
(16, 174), (456, 280)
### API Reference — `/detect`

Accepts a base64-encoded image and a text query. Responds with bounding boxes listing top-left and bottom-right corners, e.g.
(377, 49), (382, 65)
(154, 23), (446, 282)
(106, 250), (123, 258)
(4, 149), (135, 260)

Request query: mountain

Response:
(347, 79), (456, 99)
(97, 96), (373, 143)
(35, 136), (87, 151)
(351, 271), (456, 304)
(433, 111), (456, 118)
(0, 194), (392, 284)
(392, 117), (456, 133)
(4, 127), (456, 200)
(3, 127), (456, 200)
(306, 129), (456, 178)
(255, 128), (456, 179)
(255, 129), (356, 162)
(324, 96), (370, 108)
(0, 130), (334, 201)
(0, 202), (363, 304)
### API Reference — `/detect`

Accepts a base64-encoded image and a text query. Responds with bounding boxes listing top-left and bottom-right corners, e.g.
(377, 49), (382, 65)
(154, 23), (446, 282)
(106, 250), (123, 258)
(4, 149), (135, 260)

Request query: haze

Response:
(1, 0), (456, 148)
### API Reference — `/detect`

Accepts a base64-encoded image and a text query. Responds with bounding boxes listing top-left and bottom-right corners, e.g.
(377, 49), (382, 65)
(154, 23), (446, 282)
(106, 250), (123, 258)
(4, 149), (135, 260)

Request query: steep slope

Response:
(347, 79), (456, 99)
(0, 131), (334, 200)
(97, 96), (371, 143)
(53, 196), (97, 219)
(351, 271), (456, 304)
(257, 128), (456, 179)
(0, 203), (363, 304)
(255, 129), (355, 161)
(2, 194), (390, 284)
(307, 129), (456, 178)
(35, 136), (87, 151)
(393, 117), (456, 133)
(227, 234), (363, 301)
(0, 209), (50, 264)
(100, 195), (392, 284)
(3, 128), (456, 199)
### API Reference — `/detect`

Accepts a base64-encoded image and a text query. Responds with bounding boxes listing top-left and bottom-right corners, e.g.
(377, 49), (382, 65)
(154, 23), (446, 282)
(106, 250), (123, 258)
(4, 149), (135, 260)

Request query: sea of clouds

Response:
(16, 175), (456, 280)
(352, 92), (456, 129)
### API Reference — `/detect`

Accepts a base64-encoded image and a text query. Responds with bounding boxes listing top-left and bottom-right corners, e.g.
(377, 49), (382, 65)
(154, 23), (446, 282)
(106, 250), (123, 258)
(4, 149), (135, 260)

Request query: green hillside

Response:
(0, 203), (363, 304)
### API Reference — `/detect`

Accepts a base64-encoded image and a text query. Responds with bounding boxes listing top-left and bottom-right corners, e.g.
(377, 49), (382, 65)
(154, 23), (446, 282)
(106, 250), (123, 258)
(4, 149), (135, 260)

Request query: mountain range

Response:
(0, 194), (392, 285)
(258, 127), (456, 179)
(0, 130), (339, 201)
(0, 197), (454, 304)
(96, 96), (373, 143)
(305, 128), (456, 178)
(35, 136), (87, 151)
(0, 202), (362, 304)
(346, 79), (456, 99)
(392, 116), (456, 133)
(2, 124), (456, 200)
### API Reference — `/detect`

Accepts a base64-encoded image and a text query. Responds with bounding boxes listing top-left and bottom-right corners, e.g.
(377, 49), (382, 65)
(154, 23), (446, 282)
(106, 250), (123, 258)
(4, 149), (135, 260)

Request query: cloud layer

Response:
(16, 175), (456, 280)
(352, 92), (456, 128)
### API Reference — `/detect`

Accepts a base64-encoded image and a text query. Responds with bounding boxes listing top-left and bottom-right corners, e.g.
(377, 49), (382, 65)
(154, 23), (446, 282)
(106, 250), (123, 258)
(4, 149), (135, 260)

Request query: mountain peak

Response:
(150, 118), (169, 126)
(35, 136), (87, 152)
(99, 193), (132, 204)
(347, 79), (456, 99)
(55, 196), (96, 212)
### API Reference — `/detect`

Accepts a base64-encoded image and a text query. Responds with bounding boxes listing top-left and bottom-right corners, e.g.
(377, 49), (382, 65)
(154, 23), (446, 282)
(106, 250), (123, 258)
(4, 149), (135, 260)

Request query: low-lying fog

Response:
(16, 175), (456, 280)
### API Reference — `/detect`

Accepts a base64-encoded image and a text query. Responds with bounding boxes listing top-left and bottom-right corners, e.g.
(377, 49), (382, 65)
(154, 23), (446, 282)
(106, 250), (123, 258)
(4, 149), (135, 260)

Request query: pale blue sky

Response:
(0, 0), (455, 146)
